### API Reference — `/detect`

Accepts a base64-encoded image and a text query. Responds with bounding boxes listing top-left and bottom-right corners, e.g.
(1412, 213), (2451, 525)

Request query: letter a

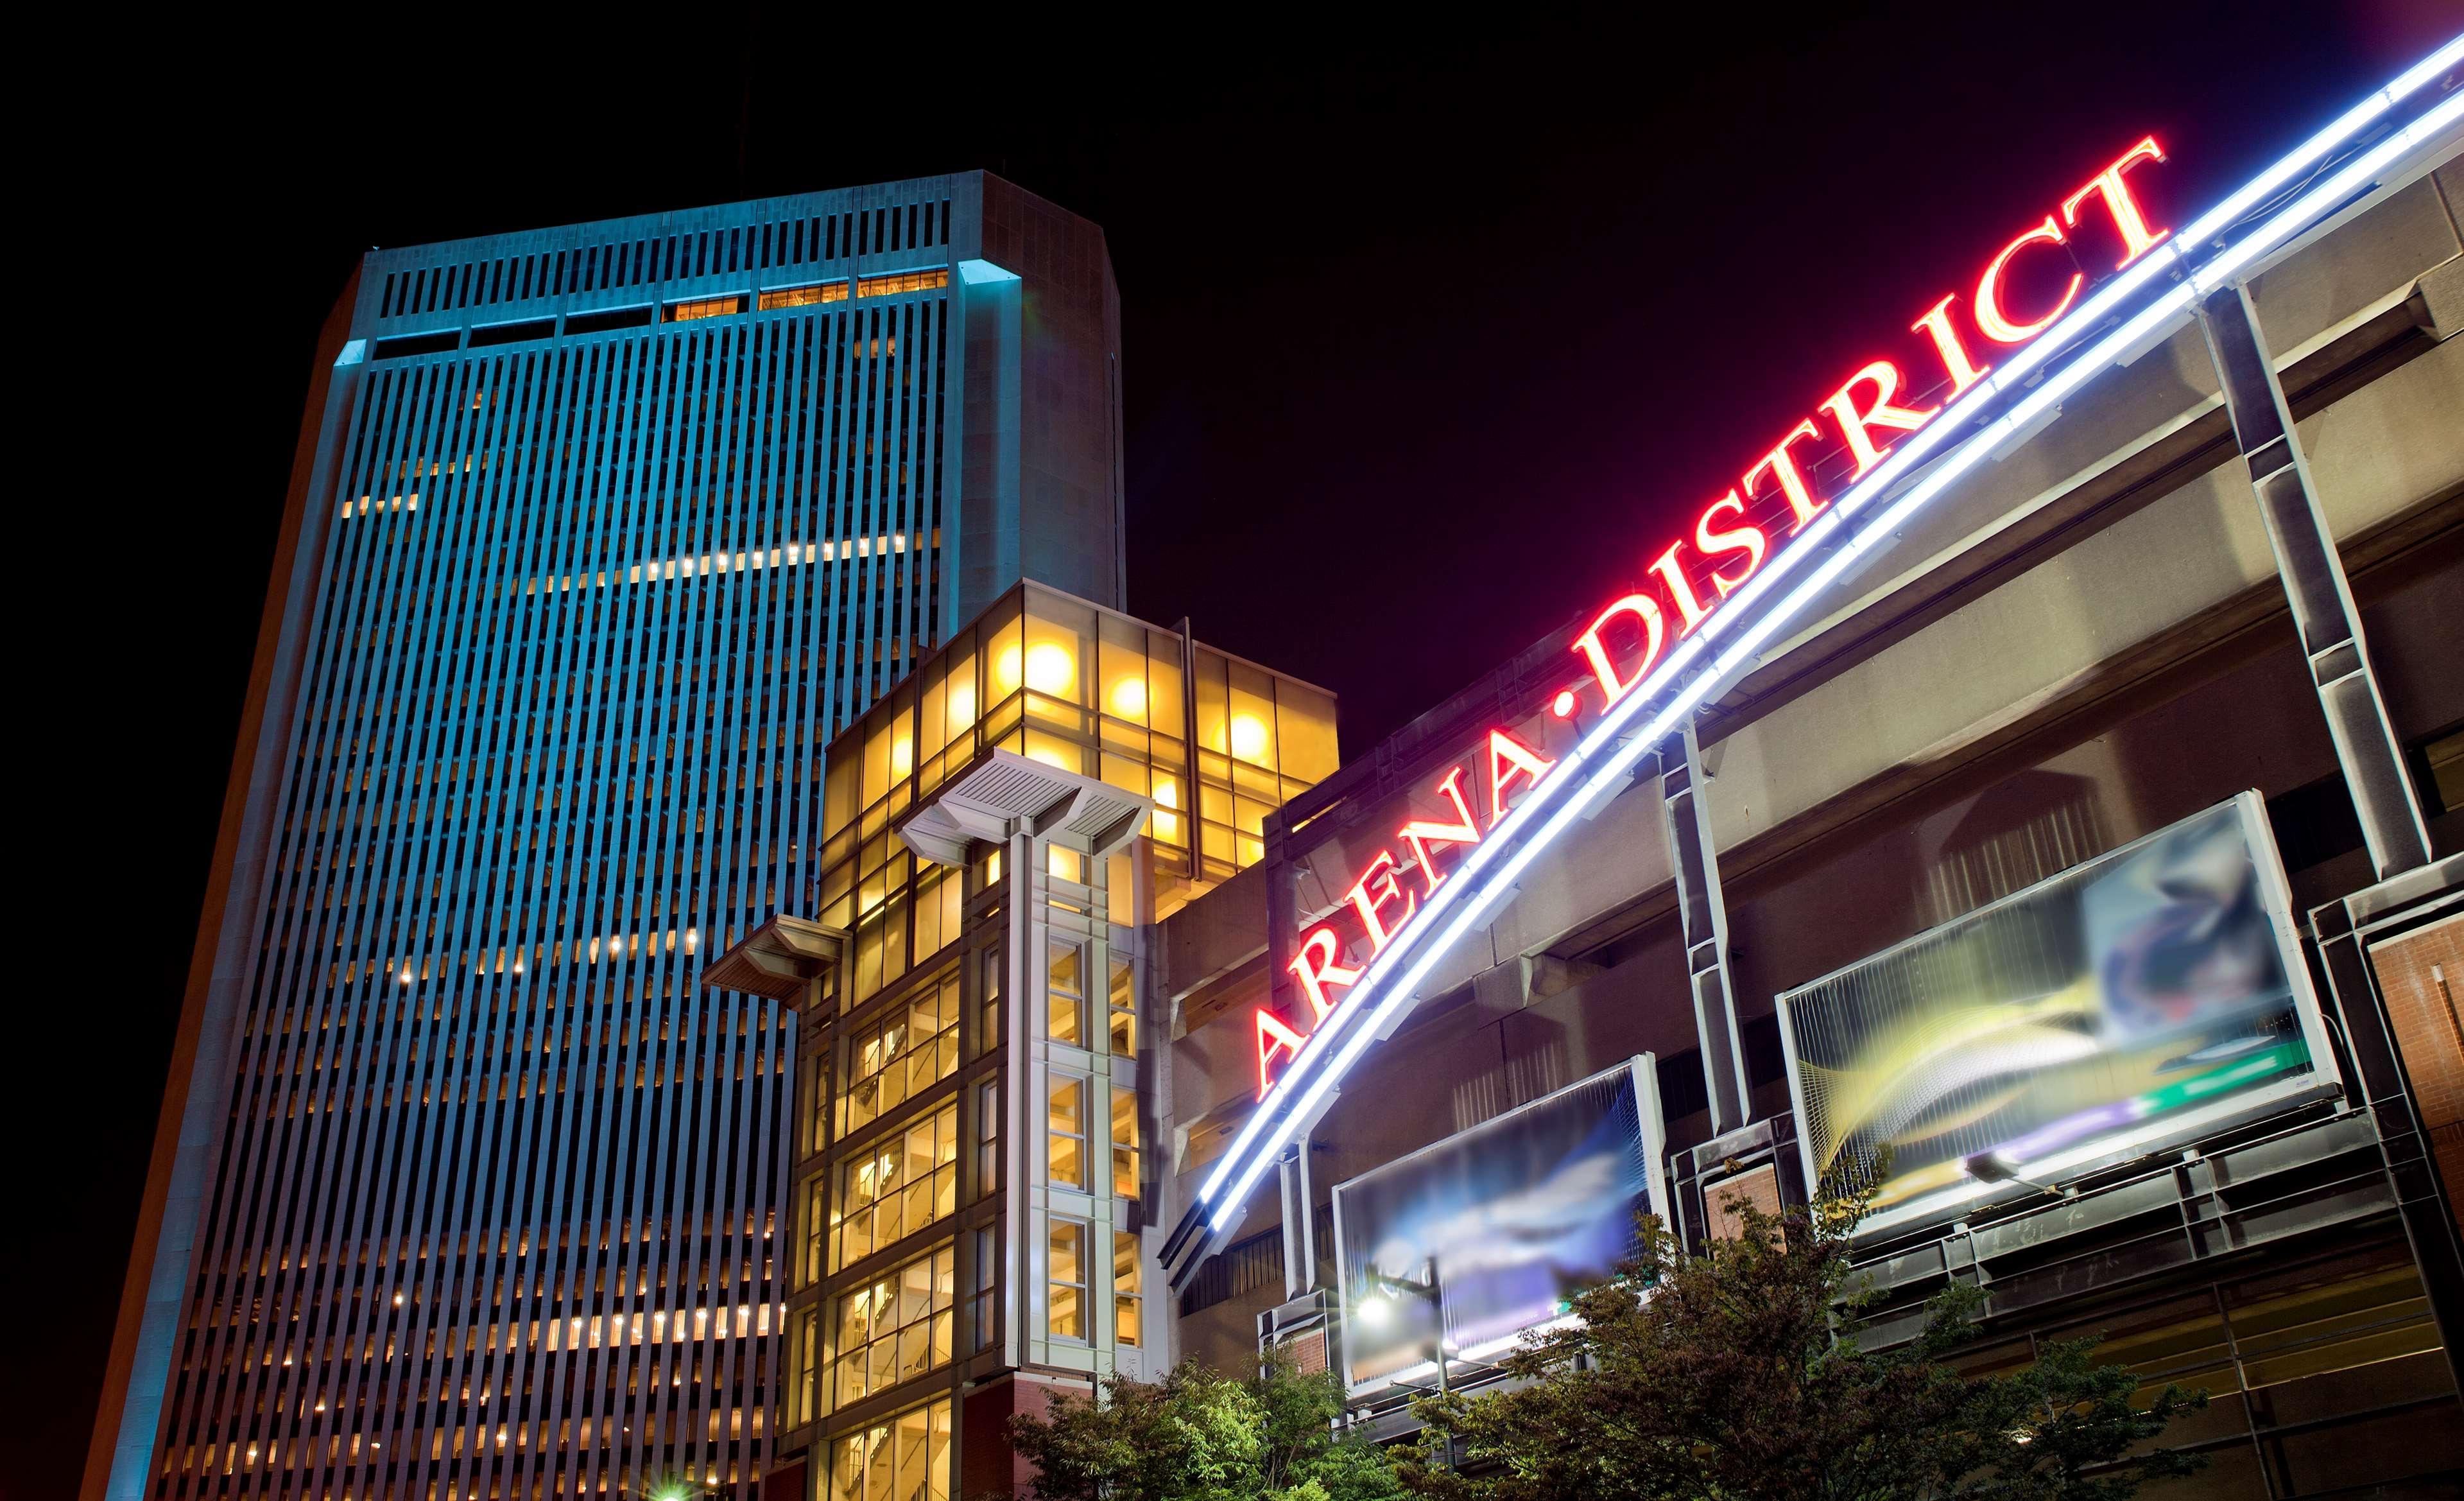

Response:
(1255, 1007), (1309, 1099)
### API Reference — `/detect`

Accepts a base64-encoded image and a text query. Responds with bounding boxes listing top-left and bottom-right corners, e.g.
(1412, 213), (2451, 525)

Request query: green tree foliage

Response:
(1007, 1353), (1408, 1501)
(1397, 1188), (2207, 1501)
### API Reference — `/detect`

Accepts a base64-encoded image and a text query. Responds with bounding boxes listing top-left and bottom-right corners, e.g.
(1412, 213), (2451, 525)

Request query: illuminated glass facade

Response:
(717, 582), (1336, 1501)
(99, 175), (1125, 1501)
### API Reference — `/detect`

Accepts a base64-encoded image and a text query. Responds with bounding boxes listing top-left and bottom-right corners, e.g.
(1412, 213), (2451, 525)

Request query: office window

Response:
(1107, 954), (1136, 1055)
(832, 1242), (955, 1405)
(800, 1173), (831, 1287)
(666, 293), (746, 321)
(1048, 939), (1086, 1046)
(838, 967), (960, 1136)
(975, 1079), (1000, 1199)
(979, 943), (1004, 1055)
(759, 281), (849, 309)
(969, 1225), (999, 1353)
(828, 1396), (951, 1501)
(795, 1304), (823, 1426)
(1113, 1231), (1142, 1348)
(1048, 1220), (1087, 1341)
(856, 268), (951, 298)
(832, 1102), (959, 1272)
(1047, 1074), (1089, 1190)
(1110, 1086), (1140, 1201)
(913, 867), (963, 965)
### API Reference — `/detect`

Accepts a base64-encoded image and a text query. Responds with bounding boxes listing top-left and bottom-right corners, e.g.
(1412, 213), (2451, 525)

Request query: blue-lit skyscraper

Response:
(93, 173), (1125, 1501)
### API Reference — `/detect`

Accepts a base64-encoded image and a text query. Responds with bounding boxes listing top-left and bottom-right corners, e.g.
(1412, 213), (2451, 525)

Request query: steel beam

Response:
(1659, 716), (1751, 1133)
(2194, 282), (2430, 879)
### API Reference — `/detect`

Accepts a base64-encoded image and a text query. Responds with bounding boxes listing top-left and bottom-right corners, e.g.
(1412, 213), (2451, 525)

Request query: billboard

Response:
(1777, 792), (2336, 1234)
(1332, 1057), (1665, 1396)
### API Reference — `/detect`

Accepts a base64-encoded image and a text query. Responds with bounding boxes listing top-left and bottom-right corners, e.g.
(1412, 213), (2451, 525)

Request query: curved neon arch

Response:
(1175, 34), (2464, 1263)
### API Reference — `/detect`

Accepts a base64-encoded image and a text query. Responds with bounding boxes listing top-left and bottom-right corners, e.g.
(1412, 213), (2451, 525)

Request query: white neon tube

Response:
(1195, 40), (2464, 1229)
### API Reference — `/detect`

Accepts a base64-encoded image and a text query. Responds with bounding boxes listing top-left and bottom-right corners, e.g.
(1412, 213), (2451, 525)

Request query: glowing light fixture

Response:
(1230, 713), (1270, 762)
(1024, 641), (1076, 695)
(1110, 675), (1148, 720)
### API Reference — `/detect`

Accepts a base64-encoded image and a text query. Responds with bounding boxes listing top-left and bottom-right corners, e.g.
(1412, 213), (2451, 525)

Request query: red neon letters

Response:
(1250, 137), (2171, 1101)
(1262, 738), (1536, 1098)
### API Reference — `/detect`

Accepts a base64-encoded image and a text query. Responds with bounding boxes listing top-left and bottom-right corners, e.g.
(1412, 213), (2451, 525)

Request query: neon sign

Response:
(1253, 138), (2179, 1101)
(1180, 41), (2464, 1269)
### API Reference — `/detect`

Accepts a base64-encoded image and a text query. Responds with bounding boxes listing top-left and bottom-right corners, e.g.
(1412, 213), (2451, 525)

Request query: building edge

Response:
(85, 262), (366, 1501)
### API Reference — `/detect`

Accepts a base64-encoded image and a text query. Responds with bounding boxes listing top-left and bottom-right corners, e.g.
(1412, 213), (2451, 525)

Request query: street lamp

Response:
(1963, 1150), (2077, 1201)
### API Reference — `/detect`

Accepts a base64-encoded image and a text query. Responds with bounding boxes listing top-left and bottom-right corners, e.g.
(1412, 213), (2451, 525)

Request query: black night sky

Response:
(36, 3), (2456, 1489)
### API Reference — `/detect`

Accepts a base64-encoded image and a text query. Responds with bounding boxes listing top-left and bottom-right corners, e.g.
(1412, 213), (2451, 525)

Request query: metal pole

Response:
(2194, 282), (2431, 879)
(1428, 1257), (1451, 1470)
(1277, 1143), (1304, 1301)
(1660, 716), (1751, 1131)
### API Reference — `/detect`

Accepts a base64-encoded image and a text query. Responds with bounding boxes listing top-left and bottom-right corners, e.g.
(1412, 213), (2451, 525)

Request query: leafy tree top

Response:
(1397, 1185), (2207, 1501)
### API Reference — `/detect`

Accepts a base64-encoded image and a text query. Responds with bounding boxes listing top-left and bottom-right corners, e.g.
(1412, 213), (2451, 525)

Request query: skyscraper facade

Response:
(92, 173), (1126, 1501)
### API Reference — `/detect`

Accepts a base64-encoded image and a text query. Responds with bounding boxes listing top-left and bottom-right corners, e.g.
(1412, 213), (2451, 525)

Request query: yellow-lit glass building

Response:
(712, 580), (1336, 1501)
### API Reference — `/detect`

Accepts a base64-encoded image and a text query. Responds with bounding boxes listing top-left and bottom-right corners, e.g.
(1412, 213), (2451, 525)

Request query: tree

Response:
(1008, 1353), (1407, 1501)
(1397, 1186), (2207, 1501)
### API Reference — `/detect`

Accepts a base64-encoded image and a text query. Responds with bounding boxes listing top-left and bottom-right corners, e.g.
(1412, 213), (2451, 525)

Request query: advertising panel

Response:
(1332, 1057), (1665, 1396)
(1777, 792), (2336, 1235)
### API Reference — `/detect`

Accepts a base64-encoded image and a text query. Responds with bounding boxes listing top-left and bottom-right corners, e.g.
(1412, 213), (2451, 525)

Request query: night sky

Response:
(39, 4), (2456, 1489)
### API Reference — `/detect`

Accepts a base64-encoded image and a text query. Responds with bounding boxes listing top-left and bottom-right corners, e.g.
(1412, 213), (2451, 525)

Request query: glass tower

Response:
(96, 173), (1125, 1501)
(707, 581), (1338, 1501)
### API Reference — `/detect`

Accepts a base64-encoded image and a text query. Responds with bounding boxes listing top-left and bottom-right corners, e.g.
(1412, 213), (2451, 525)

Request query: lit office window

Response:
(838, 968), (960, 1136)
(979, 944), (1004, 1055)
(969, 1225), (1001, 1353)
(759, 281), (849, 309)
(911, 867), (963, 966)
(1107, 954), (1136, 1055)
(1048, 1220), (1087, 1341)
(828, 1396), (951, 1501)
(1110, 1086), (1141, 1201)
(665, 293), (747, 321)
(832, 1243), (955, 1405)
(1047, 1075), (1089, 1190)
(856, 268), (951, 298)
(832, 1104), (959, 1272)
(794, 1305), (823, 1427)
(975, 1079), (1000, 1199)
(1113, 1232), (1142, 1348)
(800, 1174), (831, 1287)
(1048, 939), (1086, 1046)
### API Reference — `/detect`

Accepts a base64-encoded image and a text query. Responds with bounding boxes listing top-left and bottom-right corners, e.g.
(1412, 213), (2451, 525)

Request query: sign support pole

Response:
(1276, 1140), (1318, 1300)
(2194, 282), (2430, 879)
(1660, 716), (1750, 1133)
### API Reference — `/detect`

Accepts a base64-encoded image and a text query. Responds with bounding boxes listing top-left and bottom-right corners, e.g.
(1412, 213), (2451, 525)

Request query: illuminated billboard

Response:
(1777, 793), (2336, 1234)
(1331, 1057), (1665, 1396)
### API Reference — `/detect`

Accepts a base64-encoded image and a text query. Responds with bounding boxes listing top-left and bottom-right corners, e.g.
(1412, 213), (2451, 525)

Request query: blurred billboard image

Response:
(1332, 1058), (1664, 1396)
(1779, 793), (2334, 1234)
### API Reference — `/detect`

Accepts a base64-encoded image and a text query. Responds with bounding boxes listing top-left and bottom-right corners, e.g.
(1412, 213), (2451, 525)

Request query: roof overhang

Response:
(897, 749), (1151, 868)
(703, 914), (847, 1003)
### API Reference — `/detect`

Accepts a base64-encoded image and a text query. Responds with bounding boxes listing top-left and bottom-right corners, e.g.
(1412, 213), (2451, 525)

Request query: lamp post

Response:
(1963, 1150), (2078, 1202)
